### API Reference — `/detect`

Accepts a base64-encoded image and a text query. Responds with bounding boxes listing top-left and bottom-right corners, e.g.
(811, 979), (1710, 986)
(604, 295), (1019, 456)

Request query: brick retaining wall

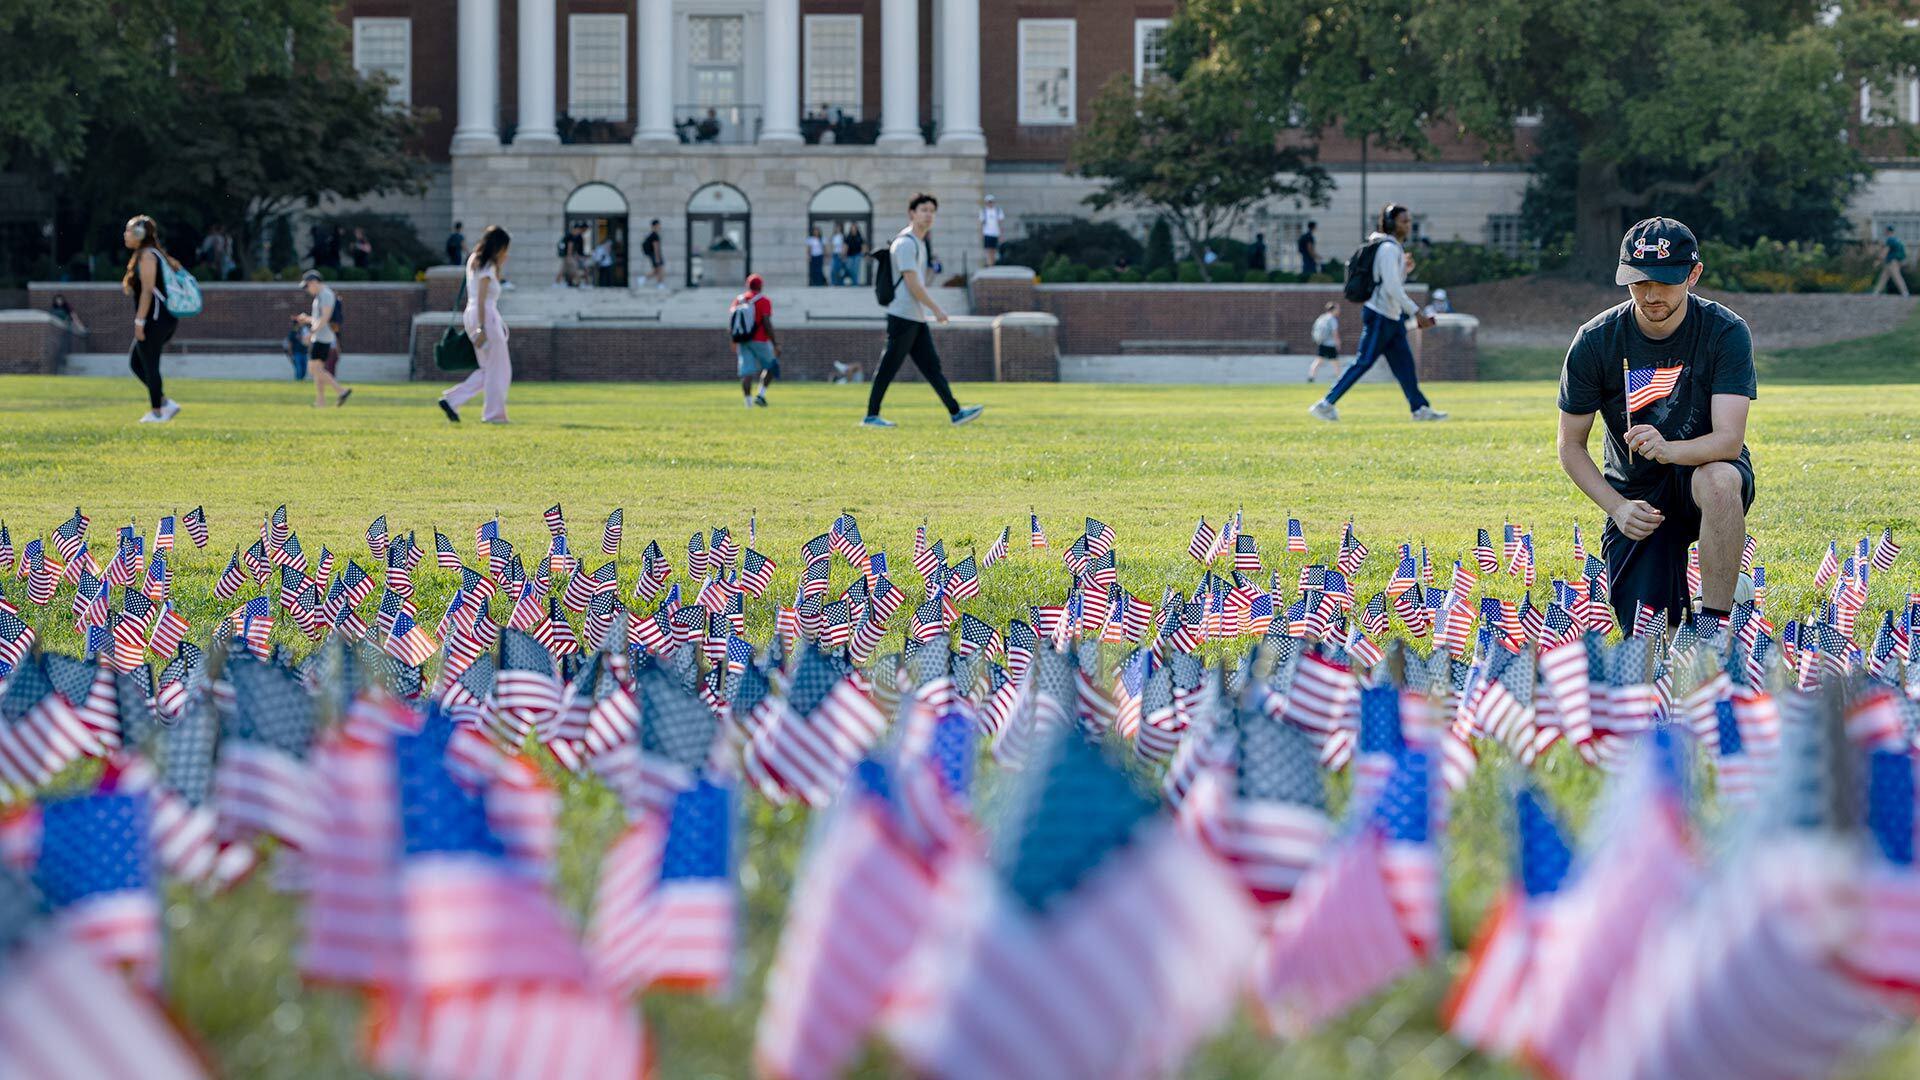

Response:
(0, 312), (65, 374)
(26, 282), (426, 355)
(409, 315), (1057, 384)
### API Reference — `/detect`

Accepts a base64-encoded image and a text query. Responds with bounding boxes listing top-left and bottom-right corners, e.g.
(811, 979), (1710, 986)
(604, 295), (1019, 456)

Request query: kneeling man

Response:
(1557, 218), (1757, 633)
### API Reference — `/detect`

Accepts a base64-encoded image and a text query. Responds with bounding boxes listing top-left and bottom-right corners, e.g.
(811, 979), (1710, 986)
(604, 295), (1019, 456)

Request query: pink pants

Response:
(444, 313), (510, 421)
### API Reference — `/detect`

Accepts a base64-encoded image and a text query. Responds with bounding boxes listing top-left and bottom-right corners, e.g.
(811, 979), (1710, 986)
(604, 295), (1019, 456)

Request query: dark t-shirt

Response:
(642, 231), (662, 263)
(1558, 294), (1757, 497)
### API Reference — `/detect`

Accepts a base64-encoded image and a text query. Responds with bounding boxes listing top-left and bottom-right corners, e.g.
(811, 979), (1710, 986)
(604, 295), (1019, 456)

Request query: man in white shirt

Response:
(979, 194), (1006, 267)
(1307, 301), (1341, 382)
(863, 193), (985, 428)
(295, 270), (352, 408)
(1309, 203), (1447, 422)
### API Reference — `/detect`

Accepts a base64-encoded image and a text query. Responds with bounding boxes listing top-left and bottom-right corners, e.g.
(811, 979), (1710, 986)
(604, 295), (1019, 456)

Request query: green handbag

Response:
(433, 280), (478, 372)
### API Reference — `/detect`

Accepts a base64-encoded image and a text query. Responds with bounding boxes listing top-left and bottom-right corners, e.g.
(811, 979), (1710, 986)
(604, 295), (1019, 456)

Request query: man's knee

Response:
(1691, 462), (1744, 518)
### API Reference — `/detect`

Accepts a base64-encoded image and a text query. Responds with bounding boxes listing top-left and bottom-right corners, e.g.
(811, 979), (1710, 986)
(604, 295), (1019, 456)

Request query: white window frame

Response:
(1134, 18), (1169, 87)
(1485, 213), (1526, 258)
(568, 14), (629, 122)
(803, 14), (862, 117)
(352, 17), (412, 107)
(1018, 19), (1077, 126)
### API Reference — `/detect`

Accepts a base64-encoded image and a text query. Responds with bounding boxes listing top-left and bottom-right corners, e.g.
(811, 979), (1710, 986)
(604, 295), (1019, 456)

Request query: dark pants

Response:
(1323, 306), (1429, 412)
(868, 316), (960, 418)
(808, 254), (826, 286)
(129, 318), (175, 409)
(1601, 454), (1756, 629)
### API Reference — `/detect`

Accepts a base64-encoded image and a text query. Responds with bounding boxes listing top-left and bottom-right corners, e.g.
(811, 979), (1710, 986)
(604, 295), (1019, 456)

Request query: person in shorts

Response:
(1307, 301), (1340, 382)
(980, 195), (1005, 267)
(731, 273), (778, 407)
(1558, 217), (1757, 633)
(641, 219), (667, 290)
(296, 270), (352, 407)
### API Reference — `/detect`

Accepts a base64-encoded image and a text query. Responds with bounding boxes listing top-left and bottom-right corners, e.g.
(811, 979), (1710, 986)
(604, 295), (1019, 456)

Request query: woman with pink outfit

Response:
(439, 225), (513, 423)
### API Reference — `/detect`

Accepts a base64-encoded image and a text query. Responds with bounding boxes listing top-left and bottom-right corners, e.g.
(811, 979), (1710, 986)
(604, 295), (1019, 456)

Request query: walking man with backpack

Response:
(1309, 204), (1445, 422)
(729, 274), (778, 407)
(862, 193), (984, 428)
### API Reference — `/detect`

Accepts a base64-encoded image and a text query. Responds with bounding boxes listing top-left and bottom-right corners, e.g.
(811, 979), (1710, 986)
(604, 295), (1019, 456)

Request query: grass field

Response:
(3, 372), (1919, 1078)
(1481, 306), (1920, 382)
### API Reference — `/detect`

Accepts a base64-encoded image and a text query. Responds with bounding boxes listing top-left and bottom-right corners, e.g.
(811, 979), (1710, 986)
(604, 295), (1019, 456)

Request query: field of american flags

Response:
(2, 373), (1920, 1078)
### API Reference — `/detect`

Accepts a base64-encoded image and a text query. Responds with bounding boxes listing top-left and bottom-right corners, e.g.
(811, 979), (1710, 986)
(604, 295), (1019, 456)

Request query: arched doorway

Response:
(564, 182), (629, 287)
(809, 183), (872, 286)
(686, 182), (749, 288)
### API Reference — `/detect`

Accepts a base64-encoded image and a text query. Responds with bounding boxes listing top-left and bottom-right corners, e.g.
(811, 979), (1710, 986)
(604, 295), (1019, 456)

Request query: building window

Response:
(1861, 76), (1919, 124)
(804, 15), (861, 118)
(352, 18), (411, 107)
(689, 15), (745, 107)
(1485, 213), (1526, 258)
(568, 15), (628, 122)
(1019, 19), (1075, 125)
(1134, 19), (1169, 86)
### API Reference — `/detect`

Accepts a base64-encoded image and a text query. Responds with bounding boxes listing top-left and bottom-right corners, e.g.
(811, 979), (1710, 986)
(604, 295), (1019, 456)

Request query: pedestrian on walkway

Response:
(829, 226), (850, 285)
(350, 227), (373, 270)
(446, 221), (467, 265)
(295, 271), (353, 407)
(730, 273), (779, 407)
(1297, 221), (1319, 275)
(863, 194), (984, 428)
(807, 226), (827, 286)
(441, 226), (513, 424)
(1310, 203), (1447, 423)
(980, 195), (1005, 267)
(641, 219), (667, 290)
(1307, 301), (1341, 382)
(1872, 225), (1909, 296)
(843, 223), (865, 286)
(122, 214), (183, 423)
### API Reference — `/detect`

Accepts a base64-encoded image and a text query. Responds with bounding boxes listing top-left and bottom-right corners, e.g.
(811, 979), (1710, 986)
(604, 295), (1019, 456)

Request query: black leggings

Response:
(129, 319), (175, 410)
(867, 315), (960, 418)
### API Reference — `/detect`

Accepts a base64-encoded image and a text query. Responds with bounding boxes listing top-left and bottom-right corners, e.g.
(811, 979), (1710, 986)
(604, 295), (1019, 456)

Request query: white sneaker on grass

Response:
(160, 399), (181, 420)
(1308, 400), (1339, 422)
(1411, 406), (1449, 421)
(138, 411), (167, 423)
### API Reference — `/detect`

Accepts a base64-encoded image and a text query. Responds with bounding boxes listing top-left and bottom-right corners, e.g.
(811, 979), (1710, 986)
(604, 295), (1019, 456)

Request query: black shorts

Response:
(1600, 453), (1756, 628)
(310, 341), (338, 375)
(983, 235), (1000, 250)
(1317, 344), (1338, 359)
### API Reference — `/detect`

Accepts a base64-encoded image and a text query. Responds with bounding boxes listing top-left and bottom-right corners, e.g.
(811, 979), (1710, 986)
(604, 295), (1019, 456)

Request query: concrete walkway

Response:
(63, 353), (414, 383)
(495, 282), (971, 327)
(1059, 354), (1392, 384)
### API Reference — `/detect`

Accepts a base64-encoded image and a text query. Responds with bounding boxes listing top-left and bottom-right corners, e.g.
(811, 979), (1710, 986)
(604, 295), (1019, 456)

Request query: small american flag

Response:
(53, 507), (88, 563)
(544, 503), (566, 537)
(1030, 509), (1048, 550)
(29, 791), (161, 982)
(1475, 528), (1498, 572)
(602, 508), (623, 555)
(1872, 527), (1902, 573)
(1083, 517), (1115, 559)
(1287, 517), (1307, 553)
(589, 776), (736, 996)
(1188, 518), (1219, 564)
(365, 514), (389, 559)
(1624, 363), (1683, 412)
(984, 526), (1010, 568)
(181, 505), (208, 548)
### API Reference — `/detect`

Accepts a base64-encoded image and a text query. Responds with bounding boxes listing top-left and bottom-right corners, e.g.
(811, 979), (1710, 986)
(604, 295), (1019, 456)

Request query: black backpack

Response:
(728, 294), (757, 343)
(1343, 237), (1388, 304)
(872, 233), (929, 308)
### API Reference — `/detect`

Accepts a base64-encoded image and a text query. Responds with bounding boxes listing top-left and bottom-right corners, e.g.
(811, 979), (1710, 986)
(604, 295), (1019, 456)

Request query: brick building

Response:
(333, 0), (1920, 286)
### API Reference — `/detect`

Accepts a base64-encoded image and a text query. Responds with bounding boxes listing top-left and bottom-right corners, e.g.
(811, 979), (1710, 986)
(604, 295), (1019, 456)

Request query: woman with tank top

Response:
(439, 225), (512, 423)
(123, 215), (182, 423)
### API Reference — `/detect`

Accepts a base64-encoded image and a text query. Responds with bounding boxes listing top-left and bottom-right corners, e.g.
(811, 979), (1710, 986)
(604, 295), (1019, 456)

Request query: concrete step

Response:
(1059, 354), (1390, 384)
(495, 283), (971, 326)
(1118, 338), (1290, 355)
(163, 339), (286, 355)
(63, 353), (413, 383)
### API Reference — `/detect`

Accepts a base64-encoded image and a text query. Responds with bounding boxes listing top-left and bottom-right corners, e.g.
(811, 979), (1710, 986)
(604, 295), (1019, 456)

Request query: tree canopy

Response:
(1161, 0), (1920, 279)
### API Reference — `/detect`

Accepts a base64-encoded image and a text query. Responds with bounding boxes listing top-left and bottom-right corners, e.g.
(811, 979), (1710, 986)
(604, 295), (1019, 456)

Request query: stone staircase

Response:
(492, 281), (972, 326)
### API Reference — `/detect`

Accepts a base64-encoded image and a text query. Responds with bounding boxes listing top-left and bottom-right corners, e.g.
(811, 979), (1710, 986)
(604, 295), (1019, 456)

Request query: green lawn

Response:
(1481, 306), (1920, 383)
(2, 374), (1917, 1078)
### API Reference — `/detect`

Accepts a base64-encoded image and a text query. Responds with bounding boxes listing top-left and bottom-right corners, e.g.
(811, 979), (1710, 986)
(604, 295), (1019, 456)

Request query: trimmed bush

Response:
(1410, 241), (1532, 289)
(1145, 266), (1173, 283)
(1242, 268), (1268, 284)
(315, 212), (438, 274)
(1267, 269), (1299, 283)
(1698, 237), (1877, 292)
(998, 218), (1144, 272)
(1177, 262), (1204, 283)
(1145, 218), (1174, 270)
(1087, 268), (1116, 283)
(1117, 268), (1143, 283)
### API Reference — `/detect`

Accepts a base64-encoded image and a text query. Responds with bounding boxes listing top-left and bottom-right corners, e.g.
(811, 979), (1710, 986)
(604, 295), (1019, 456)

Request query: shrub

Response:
(1697, 237), (1878, 292)
(1145, 266), (1173, 283)
(333, 266), (370, 282)
(1087, 268), (1116, 283)
(1243, 268), (1269, 284)
(315, 212), (438, 273)
(1267, 269), (1299, 283)
(249, 266), (277, 282)
(1199, 237), (1251, 272)
(268, 216), (296, 271)
(997, 218), (1143, 272)
(1145, 218), (1174, 270)
(1409, 241), (1532, 289)
(1177, 262), (1204, 283)
(276, 265), (305, 282)
(1117, 268), (1143, 283)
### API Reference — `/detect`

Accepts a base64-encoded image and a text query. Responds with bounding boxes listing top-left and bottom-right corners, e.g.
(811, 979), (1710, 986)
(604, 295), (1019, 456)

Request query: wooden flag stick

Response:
(1623, 356), (1633, 463)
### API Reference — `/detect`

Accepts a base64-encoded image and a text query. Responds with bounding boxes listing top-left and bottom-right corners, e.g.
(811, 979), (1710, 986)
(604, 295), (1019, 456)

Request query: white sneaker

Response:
(138, 410), (168, 423)
(159, 399), (181, 420)
(1308, 400), (1339, 422)
(744, 396), (754, 408)
(1411, 406), (1449, 421)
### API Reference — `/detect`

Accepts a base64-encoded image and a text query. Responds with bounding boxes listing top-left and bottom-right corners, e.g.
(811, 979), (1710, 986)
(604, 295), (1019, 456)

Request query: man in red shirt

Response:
(730, 274), (780, 407)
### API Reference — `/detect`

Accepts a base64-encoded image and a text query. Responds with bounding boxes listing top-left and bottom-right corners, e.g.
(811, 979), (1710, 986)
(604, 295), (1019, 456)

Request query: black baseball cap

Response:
(1616, 217), (1700, 286)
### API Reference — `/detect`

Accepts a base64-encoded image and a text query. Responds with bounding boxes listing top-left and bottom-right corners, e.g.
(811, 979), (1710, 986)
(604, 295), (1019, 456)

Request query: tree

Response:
(1171, 0), (1920, 280)
(1074, 73), (1329, 281)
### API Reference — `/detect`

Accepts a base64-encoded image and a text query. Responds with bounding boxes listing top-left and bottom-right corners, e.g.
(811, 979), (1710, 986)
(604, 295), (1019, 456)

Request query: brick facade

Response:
(26, 283), (428, 356)
(970, 271), (1455, 367)
(409, 313), (1055, 381)
(0, 313), (66, 374)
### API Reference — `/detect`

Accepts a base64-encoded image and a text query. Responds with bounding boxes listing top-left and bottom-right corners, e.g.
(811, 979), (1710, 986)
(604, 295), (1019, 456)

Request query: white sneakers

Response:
(1411, 406), (1449, 421)
(139, 400), (181, 424)
(1308, 400), (1339, 422)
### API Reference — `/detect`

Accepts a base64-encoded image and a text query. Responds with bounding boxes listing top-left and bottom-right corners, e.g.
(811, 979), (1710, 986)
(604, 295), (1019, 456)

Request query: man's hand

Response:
(1415, 313), (1437, 330)
(1610, 499), (1665, 541)
(1624, 424), (1673, 463)
(931, 307), (950, 325)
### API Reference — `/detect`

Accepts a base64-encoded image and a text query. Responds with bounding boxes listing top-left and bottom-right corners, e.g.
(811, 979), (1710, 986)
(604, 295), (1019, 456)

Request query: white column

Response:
(515, 0), (559, 144)
(760, 0), (801, 143)
(452, 0), (500, 149)
(877, 0), (920, 146)
(633, 0), (676, 145)
(937, 0), (982, 148)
